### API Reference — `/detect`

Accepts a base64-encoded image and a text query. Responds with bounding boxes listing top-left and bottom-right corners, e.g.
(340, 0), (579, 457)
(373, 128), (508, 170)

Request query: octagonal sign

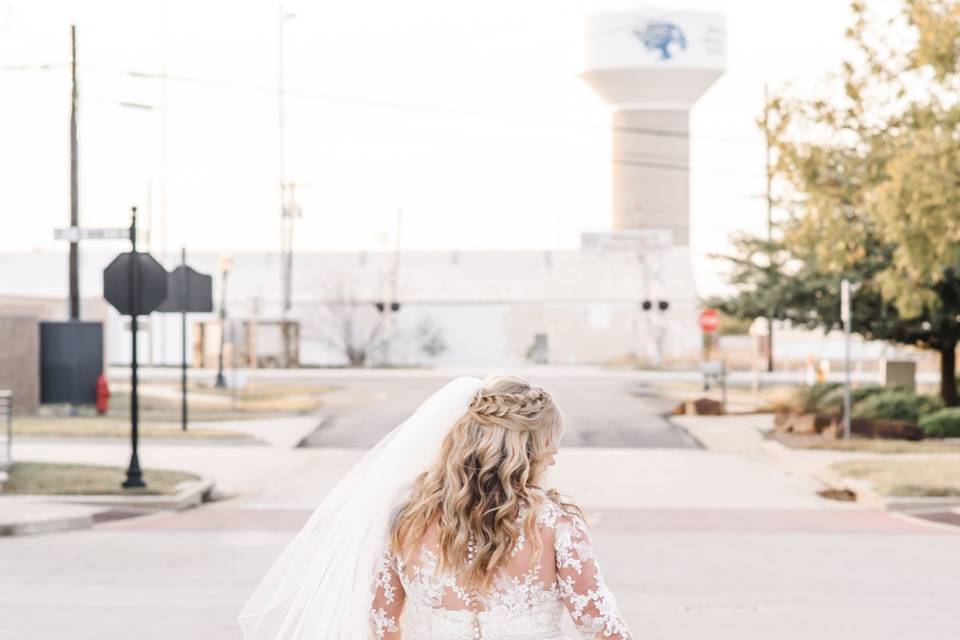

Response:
(103, 252), (169, 316)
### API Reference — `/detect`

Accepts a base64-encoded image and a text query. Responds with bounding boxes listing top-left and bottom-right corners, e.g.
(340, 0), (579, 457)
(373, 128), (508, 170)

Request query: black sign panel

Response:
(156, 265), (214, 313)
(40, 321), (103, 404)
(103, 252), (169, 316)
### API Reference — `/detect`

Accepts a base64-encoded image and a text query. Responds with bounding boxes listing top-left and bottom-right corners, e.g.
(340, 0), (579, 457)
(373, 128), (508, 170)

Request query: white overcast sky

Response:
(0, 0), (857, 295)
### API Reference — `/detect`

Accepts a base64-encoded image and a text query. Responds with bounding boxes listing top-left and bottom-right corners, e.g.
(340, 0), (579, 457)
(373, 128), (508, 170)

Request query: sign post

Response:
(127, 209), (142, 487)
(102, 207), (169, 489)
(156, 249), (214, 432)
(182, 251), (188, 432)
(699, 308), (720, 361)
(841, 279), (852, 440)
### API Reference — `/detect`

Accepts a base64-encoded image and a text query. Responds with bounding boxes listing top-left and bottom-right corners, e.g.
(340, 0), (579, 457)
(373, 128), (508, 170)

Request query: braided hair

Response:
(390, 374), (568, 589)
(467, 382), (552, 431)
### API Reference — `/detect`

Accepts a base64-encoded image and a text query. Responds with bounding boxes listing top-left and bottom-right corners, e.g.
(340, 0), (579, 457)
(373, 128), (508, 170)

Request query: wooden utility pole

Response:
(68, 25), (80, 320)
(762, 85), (775, 373)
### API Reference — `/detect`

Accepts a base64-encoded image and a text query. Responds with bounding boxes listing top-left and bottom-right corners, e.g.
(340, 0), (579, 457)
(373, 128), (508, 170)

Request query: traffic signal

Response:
(641, 300), (669, 311)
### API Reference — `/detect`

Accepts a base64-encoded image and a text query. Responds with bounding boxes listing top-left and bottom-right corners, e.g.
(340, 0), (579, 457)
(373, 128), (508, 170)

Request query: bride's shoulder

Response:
(526, 487), (585, 529)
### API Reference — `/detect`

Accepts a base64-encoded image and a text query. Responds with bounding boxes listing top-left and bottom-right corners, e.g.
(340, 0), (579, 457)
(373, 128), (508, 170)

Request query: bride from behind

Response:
(238, 374), (632, 639)
(371, 375), (632, 639)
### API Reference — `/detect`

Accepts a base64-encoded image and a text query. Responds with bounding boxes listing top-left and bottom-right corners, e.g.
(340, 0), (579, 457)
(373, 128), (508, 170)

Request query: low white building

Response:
(0, 243), (703, 367)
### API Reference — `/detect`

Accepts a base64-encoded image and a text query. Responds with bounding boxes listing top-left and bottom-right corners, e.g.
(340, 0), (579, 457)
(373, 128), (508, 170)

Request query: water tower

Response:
(581, 8), (726, 246)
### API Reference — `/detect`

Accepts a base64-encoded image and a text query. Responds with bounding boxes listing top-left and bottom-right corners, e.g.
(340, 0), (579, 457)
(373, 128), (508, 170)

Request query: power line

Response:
(90, 66), (762, 145)
(0, 62), (67, 71)
(85, 94), (765, 178)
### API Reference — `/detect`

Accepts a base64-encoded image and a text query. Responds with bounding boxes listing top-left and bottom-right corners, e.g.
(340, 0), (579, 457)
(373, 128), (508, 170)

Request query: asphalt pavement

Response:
(299, 369), (694, 448)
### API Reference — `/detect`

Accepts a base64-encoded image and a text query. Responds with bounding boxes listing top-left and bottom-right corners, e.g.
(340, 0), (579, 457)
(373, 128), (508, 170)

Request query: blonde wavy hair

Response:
(390, 374), (575, 589)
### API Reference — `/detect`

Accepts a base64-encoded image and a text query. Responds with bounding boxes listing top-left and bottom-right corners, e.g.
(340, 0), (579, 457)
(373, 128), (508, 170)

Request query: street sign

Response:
(54, 226), (148, 242)
(103, 252), (169, 316)
(699, 308), (720, 333)
(156, 265), (214, 313)
(580, 228), (673, 251)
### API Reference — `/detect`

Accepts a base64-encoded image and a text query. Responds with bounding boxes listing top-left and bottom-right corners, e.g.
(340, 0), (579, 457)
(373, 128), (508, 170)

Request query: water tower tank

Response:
(581, 8), (726, 245)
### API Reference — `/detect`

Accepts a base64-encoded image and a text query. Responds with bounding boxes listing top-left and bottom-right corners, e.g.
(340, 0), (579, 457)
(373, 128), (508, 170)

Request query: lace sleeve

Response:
(369, 545), (405, 639)
(554, 511), (632, 639)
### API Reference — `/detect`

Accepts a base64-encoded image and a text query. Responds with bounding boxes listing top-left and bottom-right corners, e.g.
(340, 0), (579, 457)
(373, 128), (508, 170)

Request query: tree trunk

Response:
(940, 344), (958, 406)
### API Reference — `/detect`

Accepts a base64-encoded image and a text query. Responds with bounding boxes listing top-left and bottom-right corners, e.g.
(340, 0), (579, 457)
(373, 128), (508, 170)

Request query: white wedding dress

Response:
(370, 493), (632, 640)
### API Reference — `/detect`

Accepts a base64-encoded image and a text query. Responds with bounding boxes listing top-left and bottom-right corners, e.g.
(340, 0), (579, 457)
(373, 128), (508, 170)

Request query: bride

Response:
(238, 374), (632, 640)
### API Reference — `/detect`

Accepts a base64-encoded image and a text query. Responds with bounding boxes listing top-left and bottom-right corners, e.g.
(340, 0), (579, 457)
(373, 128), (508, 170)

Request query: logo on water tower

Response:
(634, 21), (687, 60)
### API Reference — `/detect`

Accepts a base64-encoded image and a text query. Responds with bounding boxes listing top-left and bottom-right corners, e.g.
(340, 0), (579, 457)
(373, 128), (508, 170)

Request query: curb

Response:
(0, 502), (102, 537)
(1, 476), (215, 513)
(813, 467), (960, 512)
(1, 477), (216, 537)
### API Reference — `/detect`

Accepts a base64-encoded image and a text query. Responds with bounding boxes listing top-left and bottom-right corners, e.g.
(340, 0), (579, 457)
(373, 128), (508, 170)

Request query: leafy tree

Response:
(715, 0), (960, 405)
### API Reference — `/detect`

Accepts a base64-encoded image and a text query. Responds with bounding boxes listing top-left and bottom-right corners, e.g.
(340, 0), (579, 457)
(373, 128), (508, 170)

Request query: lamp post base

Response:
(122, 452), (147, 489)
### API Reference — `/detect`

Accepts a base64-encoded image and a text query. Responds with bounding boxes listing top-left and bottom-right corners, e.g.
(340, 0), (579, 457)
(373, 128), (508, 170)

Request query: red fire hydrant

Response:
(95, 373), (111, 415)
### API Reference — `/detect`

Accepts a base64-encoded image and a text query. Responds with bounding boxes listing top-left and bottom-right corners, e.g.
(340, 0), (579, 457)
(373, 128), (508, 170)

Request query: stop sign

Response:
(103, 252), (169, 316)
(699, 308), (720, 333)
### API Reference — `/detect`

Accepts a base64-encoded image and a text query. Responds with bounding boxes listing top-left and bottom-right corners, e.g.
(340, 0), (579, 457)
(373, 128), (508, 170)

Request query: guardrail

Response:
(0, 390), (11, 471)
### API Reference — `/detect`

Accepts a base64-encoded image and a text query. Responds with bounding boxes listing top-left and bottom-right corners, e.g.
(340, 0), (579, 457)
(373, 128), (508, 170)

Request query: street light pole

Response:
(69, 25), (80, 320)
(123, 206), (146, 489)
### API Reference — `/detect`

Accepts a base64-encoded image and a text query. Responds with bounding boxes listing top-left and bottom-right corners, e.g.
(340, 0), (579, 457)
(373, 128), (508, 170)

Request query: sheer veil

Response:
(237, 375), (484, 639)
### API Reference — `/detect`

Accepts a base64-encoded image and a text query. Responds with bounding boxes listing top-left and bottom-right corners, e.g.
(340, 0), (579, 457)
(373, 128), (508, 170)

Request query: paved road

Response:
(300, 370), (694, 448)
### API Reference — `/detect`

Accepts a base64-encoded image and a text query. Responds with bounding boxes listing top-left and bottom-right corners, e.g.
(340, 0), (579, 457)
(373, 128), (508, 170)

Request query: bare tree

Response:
(302, 278), (389, 367)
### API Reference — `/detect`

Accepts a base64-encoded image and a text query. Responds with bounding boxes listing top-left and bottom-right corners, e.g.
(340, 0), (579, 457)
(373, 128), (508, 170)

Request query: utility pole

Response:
(762, 85), (775, 373)
(277, 4), (300, 367)
(68, 25), (80, 320)
(159, 2), (170, 364)
(278, 1), (288, 328)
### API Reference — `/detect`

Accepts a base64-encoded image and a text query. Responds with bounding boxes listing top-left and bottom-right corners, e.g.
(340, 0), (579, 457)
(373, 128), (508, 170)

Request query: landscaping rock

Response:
(823, 417), (924, 441)
(774, 411), (833, 435)
(683, 398), (725, 416)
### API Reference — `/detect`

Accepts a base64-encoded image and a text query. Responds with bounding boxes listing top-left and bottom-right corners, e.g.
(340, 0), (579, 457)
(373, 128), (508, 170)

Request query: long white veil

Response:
(238, 375), (484, 639)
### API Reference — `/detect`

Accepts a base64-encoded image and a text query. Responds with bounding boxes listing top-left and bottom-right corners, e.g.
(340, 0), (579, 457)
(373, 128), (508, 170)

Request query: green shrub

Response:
(919, 408), (960, 438)
(787, 382), (841, 414)
(852, 389), (944, 423)
(819, 385), (886, 416)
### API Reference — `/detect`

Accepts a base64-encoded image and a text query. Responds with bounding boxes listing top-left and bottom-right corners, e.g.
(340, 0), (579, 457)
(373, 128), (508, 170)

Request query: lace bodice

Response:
(369, 498), (632, 640)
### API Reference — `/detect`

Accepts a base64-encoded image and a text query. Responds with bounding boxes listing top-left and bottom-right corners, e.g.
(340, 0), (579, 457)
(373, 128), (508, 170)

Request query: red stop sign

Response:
(699, 309), (720, 333)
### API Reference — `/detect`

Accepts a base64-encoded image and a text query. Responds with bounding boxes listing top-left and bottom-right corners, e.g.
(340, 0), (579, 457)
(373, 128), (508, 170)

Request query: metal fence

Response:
(0, 390), (11, 471)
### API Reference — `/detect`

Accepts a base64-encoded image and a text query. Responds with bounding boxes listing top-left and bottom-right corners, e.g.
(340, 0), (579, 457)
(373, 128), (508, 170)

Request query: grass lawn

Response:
(771, 432), (960, 454)
(0, 462), (200, 496)
(830, 458), (960, 497)
(107, 382), (334, 415)
(14, 416), (250, 439)
(14, 381), (336, 438)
